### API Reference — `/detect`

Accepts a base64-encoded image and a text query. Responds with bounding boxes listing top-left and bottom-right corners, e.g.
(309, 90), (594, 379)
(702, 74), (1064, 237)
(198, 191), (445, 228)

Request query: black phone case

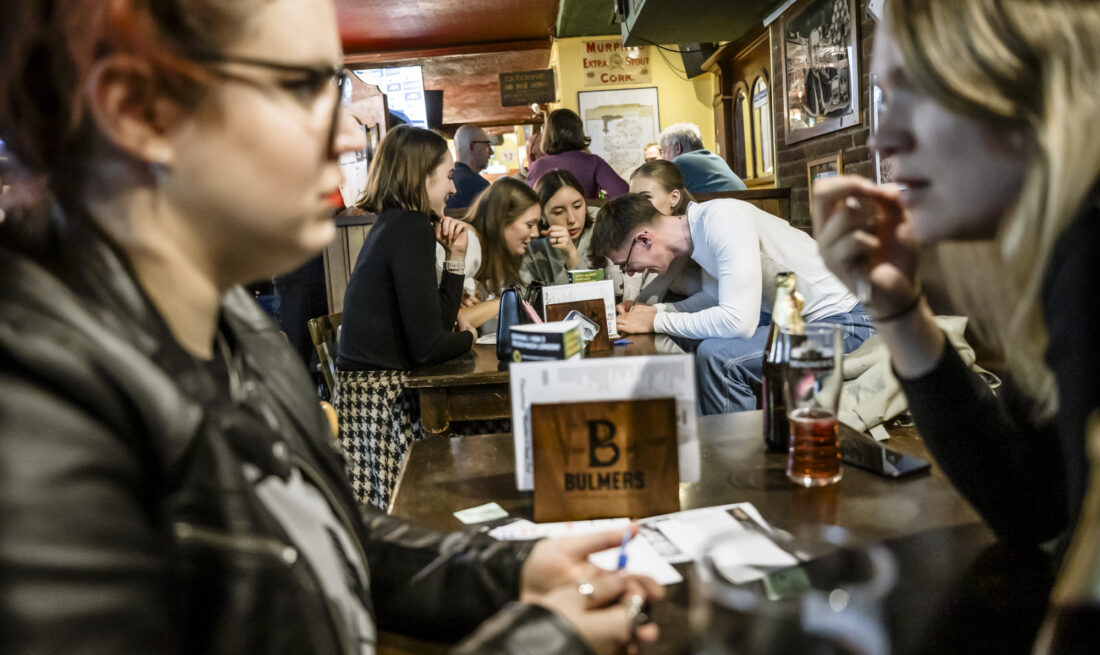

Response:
(838, 434), (931, 478)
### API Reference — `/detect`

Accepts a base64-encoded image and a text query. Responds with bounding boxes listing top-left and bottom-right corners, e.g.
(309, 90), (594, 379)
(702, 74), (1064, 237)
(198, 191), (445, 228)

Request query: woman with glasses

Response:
(525, 109), (628, 199)
(813, 0), (1100, 550)
(0, 1), (661, 653)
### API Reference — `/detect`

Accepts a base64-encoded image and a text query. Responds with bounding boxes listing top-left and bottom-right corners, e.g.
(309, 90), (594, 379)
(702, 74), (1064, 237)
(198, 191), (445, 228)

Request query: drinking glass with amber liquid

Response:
(781, 322), (844, 487)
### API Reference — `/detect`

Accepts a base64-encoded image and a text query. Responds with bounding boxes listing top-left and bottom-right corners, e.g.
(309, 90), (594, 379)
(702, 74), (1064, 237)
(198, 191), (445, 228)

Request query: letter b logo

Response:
(588, 420), (620, 467)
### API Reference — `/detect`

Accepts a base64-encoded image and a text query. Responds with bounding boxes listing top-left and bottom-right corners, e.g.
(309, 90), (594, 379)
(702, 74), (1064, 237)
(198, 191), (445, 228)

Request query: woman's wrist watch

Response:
(443, 259), (465, 274)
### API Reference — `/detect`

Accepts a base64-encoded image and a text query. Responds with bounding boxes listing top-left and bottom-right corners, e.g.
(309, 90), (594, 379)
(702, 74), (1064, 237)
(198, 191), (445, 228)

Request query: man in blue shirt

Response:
(447, 124), (492, 209)
(659, 122), (747, 194)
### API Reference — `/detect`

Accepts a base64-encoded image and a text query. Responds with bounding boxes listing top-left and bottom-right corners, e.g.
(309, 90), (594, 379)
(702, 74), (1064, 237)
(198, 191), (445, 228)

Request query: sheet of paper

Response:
(509, 355), (700, 490)
(708, 531), (799, 585)
(488, 517), (630, 541)
(588, 531), (683, 585)
(541, 280), (619, 338)
(475, 333), (497, 345)
(642, 502), (797, 584)
(487, 517), (682, 585)
(453, 502), (509, 524)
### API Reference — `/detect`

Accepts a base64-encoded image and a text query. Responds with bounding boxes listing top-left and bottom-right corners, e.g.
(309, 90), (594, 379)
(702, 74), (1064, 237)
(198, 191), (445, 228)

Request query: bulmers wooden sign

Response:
(499, 69), (556, 107)
(531, 398), (680, 522)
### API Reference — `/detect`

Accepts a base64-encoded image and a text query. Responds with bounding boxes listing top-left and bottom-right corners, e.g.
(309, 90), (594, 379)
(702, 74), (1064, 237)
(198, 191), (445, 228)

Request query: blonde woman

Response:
(813, 0), (1100, 548)
(622, 160), (704, 306)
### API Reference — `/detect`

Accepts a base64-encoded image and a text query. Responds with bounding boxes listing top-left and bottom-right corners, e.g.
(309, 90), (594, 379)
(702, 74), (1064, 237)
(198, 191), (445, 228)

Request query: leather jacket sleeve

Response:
(0, 368), (177, 655)
(359, 510), (593, 654)
(359, 508), (527, 634)
(452, 603), (593, 654)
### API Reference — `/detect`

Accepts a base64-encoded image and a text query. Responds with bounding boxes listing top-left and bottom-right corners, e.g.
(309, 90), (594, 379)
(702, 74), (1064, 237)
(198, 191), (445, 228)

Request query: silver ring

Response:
(577, 581), (595, 598)
(626, 593), (647, 626)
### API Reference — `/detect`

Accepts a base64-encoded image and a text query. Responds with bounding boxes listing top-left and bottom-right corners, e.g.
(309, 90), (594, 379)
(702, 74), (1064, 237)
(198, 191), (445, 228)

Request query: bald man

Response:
(447, 124), (492, 209)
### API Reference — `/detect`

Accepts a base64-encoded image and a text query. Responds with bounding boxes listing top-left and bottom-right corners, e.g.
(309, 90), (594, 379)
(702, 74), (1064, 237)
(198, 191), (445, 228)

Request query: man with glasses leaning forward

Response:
(447, 124), (493, 210)
(590, 194), (872, 415)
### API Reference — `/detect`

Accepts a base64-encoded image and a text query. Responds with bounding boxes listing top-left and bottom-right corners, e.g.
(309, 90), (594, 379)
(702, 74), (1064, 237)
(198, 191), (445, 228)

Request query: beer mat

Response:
(453, 502), (509, 524)
(489, 517), (682, 585)
(475, 333), (497, 345)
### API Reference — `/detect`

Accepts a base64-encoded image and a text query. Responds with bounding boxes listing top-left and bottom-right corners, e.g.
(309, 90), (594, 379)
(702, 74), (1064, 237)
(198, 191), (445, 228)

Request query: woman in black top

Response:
(336, 125), (476, 508)
(813, 0), (1100, 550)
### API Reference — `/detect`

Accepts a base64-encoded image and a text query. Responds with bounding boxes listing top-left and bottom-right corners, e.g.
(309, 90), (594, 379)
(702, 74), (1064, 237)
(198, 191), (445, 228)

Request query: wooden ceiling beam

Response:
(344, 39), (551, 66)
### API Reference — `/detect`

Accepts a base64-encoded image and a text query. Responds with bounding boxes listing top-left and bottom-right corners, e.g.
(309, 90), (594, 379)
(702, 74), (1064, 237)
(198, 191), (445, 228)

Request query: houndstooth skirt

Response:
(332, 368), (425, 511)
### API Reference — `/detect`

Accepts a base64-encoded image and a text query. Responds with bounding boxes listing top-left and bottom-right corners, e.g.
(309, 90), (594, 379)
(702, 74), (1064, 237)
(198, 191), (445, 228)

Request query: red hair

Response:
(1, 0), (259, 177)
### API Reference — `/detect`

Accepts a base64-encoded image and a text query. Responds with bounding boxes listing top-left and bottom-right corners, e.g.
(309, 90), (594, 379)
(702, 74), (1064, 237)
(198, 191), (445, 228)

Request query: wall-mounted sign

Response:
(582, 39), (651, 87)
(499, 69), (556, 107)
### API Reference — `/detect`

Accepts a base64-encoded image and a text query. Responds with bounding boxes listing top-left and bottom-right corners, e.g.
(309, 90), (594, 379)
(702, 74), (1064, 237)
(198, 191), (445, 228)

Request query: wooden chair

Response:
(307, 312), (342, 399)
(319, 400), (339, 437)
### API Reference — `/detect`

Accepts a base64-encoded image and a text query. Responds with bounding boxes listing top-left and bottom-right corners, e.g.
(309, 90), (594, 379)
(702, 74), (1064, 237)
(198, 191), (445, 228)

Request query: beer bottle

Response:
(1032, 417), (1100, 654)
(762, 272), (804, 452)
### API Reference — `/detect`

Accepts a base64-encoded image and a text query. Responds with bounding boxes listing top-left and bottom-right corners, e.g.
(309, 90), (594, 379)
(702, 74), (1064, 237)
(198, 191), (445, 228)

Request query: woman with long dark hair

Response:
(521, 169), (599, 286)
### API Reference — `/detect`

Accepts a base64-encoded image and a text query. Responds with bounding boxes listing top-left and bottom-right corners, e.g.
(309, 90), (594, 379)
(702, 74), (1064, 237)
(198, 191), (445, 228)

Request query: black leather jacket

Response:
(0, 220), (590, 654)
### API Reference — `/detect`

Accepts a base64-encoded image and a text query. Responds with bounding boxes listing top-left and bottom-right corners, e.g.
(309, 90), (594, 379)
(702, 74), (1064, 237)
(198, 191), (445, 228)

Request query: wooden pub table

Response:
(382, 411), (1055, 655)
(404, 334), (678, 436)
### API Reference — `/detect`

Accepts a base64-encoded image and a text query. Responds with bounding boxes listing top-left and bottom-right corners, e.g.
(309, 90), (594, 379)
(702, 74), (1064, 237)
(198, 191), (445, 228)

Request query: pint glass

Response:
(781, 322), (844, 487)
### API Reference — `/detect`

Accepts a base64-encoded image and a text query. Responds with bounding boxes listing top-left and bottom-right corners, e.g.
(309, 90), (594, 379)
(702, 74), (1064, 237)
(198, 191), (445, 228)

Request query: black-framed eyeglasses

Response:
(618, 235), (639, 276)
(190, 54), (349, 152)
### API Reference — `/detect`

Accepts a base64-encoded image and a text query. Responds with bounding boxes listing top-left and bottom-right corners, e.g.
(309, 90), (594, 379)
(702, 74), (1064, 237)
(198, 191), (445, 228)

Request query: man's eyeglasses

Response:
(190, 54), (349, 152)
(618, 235), (639, 276)
(470, 140), (493, 148)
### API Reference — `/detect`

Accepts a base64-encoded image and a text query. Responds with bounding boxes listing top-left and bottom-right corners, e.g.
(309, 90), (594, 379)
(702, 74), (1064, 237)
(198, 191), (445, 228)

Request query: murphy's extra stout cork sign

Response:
(530, 398), (680, 522)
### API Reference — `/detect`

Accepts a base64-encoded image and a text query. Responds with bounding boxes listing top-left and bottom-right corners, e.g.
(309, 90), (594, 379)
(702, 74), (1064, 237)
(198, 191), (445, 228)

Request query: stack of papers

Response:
(481, 502), (798, 586)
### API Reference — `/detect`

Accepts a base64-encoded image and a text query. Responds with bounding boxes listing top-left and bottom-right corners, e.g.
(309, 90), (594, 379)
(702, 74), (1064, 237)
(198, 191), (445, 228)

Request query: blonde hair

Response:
(359, 125), (449, 216)
(467, 177), (540, 296)
(888, 0), (1100, 415)
(630, 159), (694, 214)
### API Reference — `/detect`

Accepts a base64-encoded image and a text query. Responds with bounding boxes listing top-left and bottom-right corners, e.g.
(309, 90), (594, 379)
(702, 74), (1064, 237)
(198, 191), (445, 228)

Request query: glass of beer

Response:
(781, 322), (844, 487)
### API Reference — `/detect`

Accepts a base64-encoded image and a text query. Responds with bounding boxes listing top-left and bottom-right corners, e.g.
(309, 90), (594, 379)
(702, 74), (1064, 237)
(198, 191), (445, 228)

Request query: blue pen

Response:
(613, 338), (633, 346)
(616, 528), (632, 570)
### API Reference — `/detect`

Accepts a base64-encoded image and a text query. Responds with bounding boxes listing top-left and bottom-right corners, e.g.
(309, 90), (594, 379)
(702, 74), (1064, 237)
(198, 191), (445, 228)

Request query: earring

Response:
(148, 158), (170, 215)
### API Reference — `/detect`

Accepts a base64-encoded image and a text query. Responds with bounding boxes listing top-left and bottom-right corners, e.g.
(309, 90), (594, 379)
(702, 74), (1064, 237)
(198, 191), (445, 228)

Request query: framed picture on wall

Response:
(576, 87), (660, 180)
(780, 0), (861, 145)
(807, 151), (843, 198)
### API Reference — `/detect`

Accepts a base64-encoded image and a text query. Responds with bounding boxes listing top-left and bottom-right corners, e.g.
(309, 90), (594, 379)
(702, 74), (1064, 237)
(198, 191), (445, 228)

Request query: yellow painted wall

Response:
(550, 37), (717, 152)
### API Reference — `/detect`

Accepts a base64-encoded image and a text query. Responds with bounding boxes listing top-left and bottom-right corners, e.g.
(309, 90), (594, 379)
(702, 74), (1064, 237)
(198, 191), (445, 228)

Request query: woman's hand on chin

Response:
(435, 216), (469, 260)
